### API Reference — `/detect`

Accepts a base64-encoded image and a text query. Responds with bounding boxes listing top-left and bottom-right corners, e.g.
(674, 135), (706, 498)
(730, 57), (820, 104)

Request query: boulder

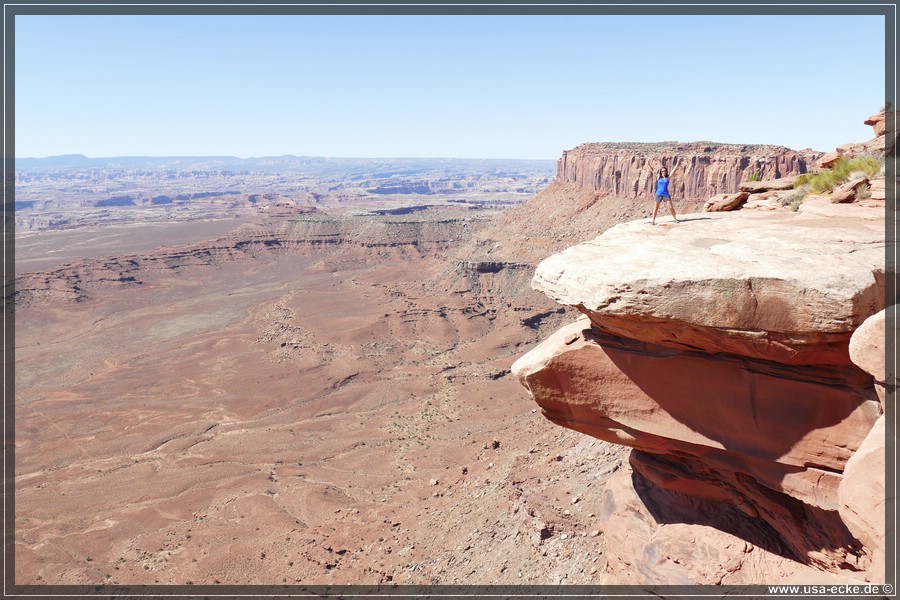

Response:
(838, 415), (886, 583)
(817, 152), (841, 169)
(830, 176), (869, 204)
(703, 191), (749, 212)
(864, 111), (886, 137)
(849, 308), (886, 378)
(849, 308), (888, 405)
(739, 176), (799, 193)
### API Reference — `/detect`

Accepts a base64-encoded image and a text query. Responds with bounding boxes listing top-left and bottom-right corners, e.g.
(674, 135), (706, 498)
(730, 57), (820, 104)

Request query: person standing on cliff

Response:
(652, 167), (679, 225)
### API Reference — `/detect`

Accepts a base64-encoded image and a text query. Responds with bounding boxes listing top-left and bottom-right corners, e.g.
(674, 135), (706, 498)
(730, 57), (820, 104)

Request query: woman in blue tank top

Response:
(652, 167), (679, 225)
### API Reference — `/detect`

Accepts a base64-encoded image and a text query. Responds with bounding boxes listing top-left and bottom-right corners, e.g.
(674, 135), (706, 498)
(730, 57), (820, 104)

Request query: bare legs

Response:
(652, 199), (678, 225)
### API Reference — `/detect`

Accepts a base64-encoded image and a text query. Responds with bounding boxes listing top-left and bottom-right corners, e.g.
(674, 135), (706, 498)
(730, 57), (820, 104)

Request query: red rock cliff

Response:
(557, 142), (821, 202)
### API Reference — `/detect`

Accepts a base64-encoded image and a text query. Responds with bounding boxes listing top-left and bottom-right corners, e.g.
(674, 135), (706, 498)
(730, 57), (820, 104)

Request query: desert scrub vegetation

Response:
(794, 155), (883, 194)
(784, 155), (883, 210)
(854, 180), (872, 201)
(781, 184), (812, 211)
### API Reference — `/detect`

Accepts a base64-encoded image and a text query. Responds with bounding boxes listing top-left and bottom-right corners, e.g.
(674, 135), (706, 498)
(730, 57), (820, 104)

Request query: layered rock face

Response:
(13, 212), (484, 307)
(557, 142), (820, 204)
(512, 203), (888, 583)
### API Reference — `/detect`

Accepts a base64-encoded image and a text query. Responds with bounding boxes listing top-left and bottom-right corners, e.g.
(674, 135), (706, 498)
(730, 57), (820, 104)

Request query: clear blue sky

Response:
(15, 13), (888, 159)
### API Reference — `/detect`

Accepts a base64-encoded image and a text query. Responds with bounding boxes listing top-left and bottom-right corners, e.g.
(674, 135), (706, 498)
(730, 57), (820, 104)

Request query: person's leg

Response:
(652, 197), (661, 224)
(668, 201), (678, 222)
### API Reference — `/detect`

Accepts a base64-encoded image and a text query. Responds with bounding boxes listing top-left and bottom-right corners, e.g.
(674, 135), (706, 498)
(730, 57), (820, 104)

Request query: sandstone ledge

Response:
(531, 208), (885, 340)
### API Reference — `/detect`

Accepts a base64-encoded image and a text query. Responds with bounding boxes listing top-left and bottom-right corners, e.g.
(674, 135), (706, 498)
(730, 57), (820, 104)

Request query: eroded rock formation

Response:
(512, 201), (889, 584)
(557, 142), (820, 204)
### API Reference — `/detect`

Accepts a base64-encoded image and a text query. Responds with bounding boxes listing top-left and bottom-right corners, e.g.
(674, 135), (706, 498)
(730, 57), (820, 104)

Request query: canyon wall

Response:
(557, 142), (821, 203)
(13, 212), (485, 307)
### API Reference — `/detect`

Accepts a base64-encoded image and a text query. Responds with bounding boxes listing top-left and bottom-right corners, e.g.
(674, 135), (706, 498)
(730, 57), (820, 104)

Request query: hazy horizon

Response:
(16, 138), (838, 163)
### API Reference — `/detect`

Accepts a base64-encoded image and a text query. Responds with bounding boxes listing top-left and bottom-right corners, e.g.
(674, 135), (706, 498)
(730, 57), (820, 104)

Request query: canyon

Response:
(12, 112), (892, 590)
(14, 155), (553, 232)
(15, 208), (599, 587)
(14, 159), (618, 588)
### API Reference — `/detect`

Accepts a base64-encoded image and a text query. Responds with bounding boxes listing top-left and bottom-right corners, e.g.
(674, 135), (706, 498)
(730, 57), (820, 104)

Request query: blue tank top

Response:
(656, 177), (670, 197)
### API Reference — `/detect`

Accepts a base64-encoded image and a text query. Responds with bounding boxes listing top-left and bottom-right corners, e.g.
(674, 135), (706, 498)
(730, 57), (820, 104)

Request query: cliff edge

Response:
(512, 117), (892, 585)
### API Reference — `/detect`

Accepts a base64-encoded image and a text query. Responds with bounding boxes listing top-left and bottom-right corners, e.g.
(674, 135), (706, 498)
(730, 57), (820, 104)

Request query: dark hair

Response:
(658, 167), (669, 179)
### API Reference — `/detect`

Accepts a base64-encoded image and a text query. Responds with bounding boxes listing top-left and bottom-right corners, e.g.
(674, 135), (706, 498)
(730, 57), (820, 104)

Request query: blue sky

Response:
(14, 12), (888, 159)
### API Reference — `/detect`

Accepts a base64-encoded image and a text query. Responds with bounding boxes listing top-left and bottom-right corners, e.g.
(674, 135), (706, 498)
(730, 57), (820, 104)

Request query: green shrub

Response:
(794, 156), (882, 194)
(746, 172), (761, 182)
